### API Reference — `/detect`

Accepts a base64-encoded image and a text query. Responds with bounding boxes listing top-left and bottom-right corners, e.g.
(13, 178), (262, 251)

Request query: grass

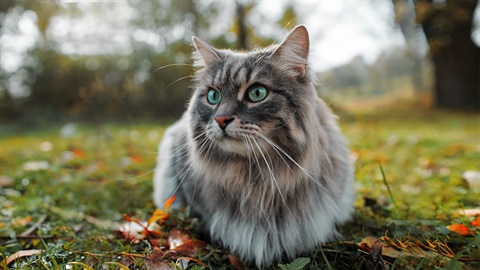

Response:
(0, 103), (479, 269)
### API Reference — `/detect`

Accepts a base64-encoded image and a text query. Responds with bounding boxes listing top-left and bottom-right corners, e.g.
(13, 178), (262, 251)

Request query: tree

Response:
(415, 0), (479, 111)
(392, 0), (429, 93)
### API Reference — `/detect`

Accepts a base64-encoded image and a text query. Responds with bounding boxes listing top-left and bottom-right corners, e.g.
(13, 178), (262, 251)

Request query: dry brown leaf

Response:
(2, 249), (43, 266)
(359, 236), (403, 258)
(145, 248), (171, 270)
(172, 239), (207, 258)
(144, 260), (173, 270)
(168, 229), (192, 249)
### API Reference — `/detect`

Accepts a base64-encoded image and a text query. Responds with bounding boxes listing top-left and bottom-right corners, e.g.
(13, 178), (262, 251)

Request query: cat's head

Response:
(188, 25), (316, 159)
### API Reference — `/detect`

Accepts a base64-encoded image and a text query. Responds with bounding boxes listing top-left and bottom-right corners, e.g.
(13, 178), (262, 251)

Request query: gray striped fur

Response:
(153, 25), (355, 268)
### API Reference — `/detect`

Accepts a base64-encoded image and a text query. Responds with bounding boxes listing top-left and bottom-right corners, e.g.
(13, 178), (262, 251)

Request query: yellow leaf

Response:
(147, 196), (176, 226)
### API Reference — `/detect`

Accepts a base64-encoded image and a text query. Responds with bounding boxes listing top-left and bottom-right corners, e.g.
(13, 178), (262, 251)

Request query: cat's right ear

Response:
(192, 37), (222, 67)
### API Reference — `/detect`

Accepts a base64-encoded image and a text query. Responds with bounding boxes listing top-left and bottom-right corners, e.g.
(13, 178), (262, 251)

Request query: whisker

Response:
(251, 136), (288, 212)
(165, 135), (210, 200)
(191, 137), (215, 204)
(254, 131), (328, 192)
(160, 75), (193, 97)
(245, 135), (265, 183)
(253, 137), (288, 209)
(150, 63), (193, 76)
(241, 134), (253, 183)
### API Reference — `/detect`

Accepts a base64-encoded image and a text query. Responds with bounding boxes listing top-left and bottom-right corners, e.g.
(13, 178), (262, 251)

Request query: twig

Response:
(21, 213), (49, 236)
(1, 213), (51, 245)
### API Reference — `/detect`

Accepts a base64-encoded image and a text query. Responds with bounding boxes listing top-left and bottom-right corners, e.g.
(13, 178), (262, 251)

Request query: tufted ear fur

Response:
(192, 37), (223, 67)
(272, 25), (310, 78)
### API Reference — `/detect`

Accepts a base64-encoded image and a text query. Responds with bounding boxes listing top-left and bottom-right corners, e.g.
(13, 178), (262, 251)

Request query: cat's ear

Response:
(272, 25), (309, 78)
(192, 37), (223, 67)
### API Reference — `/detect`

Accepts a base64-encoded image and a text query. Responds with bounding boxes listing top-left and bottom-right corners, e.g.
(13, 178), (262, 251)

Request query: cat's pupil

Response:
(248, 85), (267, 102)
(207, 89), (221, 104)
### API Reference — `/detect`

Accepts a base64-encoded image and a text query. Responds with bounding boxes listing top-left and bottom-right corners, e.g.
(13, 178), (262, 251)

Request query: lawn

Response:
(1, 106), (479, 269)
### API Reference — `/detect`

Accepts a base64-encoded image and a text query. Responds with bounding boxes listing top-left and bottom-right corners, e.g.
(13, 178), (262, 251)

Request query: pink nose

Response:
(214, 116), (234, 129)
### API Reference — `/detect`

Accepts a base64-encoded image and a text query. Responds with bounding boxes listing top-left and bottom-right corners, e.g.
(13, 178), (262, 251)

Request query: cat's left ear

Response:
(192, 37), (223, 67)
(272, 25), (310, 78)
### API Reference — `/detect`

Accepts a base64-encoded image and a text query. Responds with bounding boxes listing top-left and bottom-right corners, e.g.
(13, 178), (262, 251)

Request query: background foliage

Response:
(1, 0), (478, 125)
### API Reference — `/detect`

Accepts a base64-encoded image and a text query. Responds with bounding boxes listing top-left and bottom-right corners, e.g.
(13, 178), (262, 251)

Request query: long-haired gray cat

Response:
(153, 25), (355, 268)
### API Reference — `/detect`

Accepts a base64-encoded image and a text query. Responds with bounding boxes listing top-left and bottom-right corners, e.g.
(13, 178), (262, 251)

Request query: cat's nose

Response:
(214, 115), (235, 130)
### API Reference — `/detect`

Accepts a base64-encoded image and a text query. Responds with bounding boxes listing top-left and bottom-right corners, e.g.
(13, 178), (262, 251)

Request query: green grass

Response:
(1, 107), (479, 269)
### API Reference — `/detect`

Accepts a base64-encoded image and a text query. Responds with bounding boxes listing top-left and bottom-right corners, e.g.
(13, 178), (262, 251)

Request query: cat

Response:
(153, 25), (355, 268)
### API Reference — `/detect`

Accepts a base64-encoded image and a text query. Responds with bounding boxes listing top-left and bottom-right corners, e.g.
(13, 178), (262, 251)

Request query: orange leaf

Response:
(471, 217), (480, 227)
(72, 148), (85, 158)
(447, 223), (473, 236)
(164, 195), (176, 214)
(148, 209), (167, 226)
(148, 196), (176, 226)
(13, 216), (33, 227)
(131, 154), (143, 163)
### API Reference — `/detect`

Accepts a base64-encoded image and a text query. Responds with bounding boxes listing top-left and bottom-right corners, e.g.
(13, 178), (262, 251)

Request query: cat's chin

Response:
(215, 137), (249, 156)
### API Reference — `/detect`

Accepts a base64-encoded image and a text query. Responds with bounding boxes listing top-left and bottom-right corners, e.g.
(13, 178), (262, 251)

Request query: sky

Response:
(1, 1), (479, 80)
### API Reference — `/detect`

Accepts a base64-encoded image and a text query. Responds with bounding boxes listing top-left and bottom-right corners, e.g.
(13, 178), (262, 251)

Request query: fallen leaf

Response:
(168, 229), (192, 249)
(13, 216), (33, 227)
(172, 239), (207, 258)
(148, 196), (176, 226)
(471, 217), (480, 227)
(228, 254), (246, 270)
(145, 247), (172, 270)
(175, 257), (191, 270)
(365, 240), (386, 270)
(359, 236), (403, 258)
(2, 250), (43, 266)
(118, 218), (161, 242)
(72, 148), (85, 158)
(447, 224), (474, 236)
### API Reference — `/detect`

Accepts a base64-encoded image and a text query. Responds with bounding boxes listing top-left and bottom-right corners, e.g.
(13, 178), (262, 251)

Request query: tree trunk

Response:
(393, 0), (427, 92)
(416, 0), (479, 111)
(235, 1), (248, 50)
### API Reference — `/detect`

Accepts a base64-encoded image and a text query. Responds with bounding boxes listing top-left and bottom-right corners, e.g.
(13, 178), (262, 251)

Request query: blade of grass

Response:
(67, 261), (94, 270)
(378, 162), (398, 208)
(105, 261), (130, 270)
(319, 245), (333, 270)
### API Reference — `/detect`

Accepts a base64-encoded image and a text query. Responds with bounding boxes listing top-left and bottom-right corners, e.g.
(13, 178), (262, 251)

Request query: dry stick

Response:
(21, 212), (49, 236)
(1, 213), (51, 245)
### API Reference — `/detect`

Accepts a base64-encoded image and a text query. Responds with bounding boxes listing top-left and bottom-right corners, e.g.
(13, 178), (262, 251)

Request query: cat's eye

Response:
(207, 88), (221, 104)
(247, 85), (268, 103)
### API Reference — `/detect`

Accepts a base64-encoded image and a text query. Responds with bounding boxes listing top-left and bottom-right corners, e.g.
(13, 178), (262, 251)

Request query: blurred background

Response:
(1, 0), (479, 125)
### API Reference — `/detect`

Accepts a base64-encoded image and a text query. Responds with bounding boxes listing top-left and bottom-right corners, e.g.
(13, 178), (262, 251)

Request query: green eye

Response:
(207, 88), (221, 104)
(248, 85), (268, 102)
